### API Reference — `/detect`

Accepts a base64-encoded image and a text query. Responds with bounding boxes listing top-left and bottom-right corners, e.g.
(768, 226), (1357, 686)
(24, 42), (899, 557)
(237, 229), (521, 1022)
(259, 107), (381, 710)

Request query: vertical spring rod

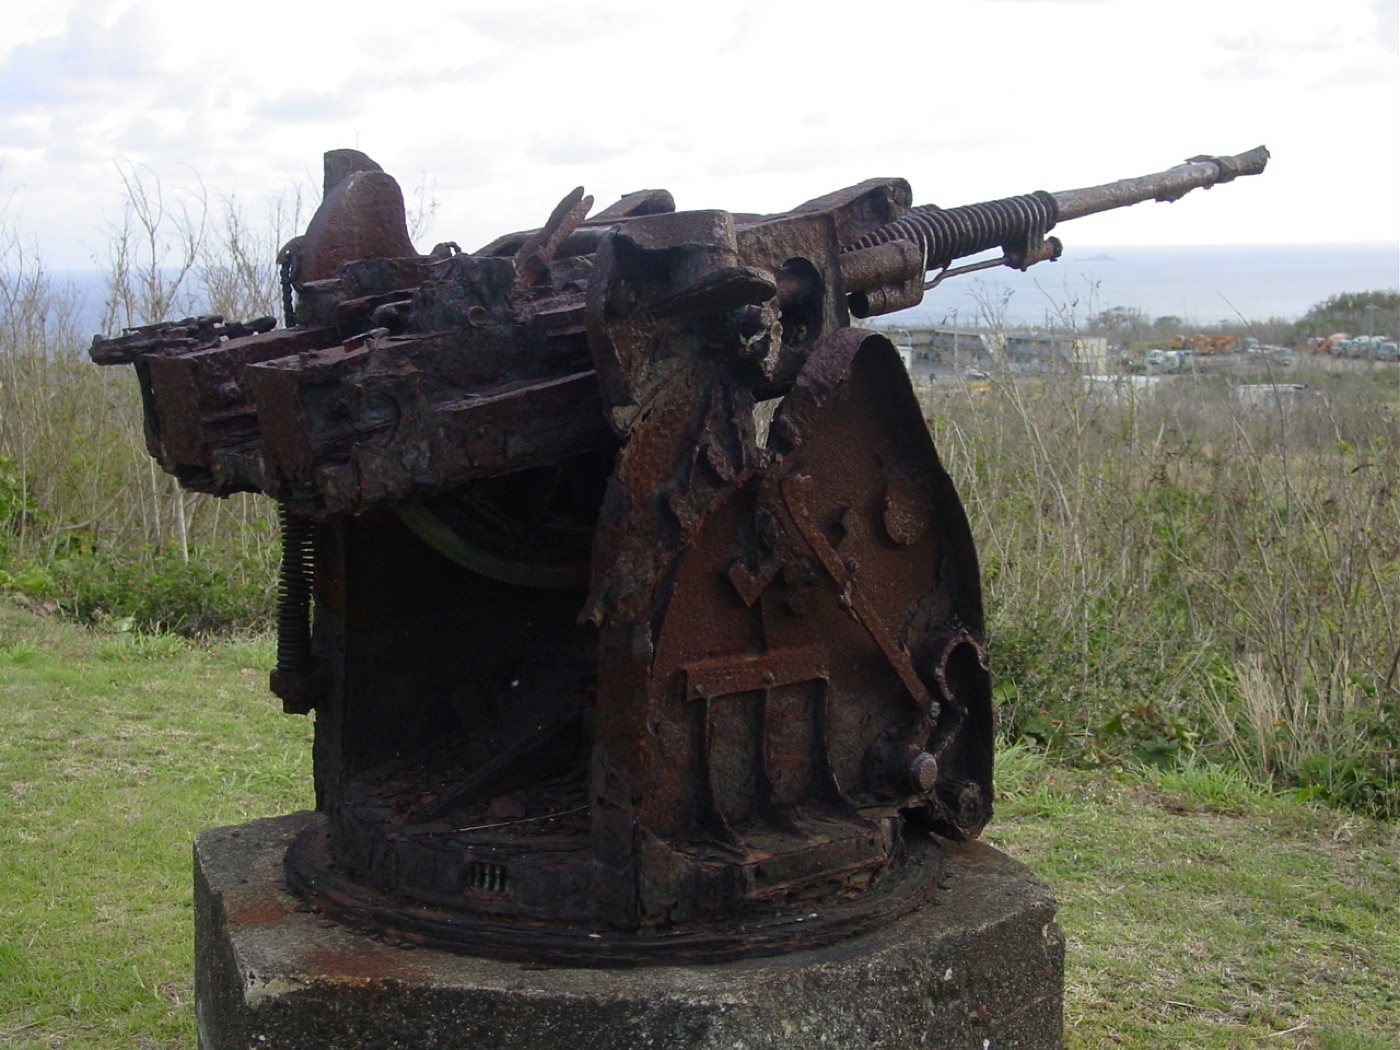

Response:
(274, 505), (315, 679)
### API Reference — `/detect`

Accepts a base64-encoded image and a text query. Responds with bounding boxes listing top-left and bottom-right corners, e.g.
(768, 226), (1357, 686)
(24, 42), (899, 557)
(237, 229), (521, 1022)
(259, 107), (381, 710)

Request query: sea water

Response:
(891, 242), (1399, 330)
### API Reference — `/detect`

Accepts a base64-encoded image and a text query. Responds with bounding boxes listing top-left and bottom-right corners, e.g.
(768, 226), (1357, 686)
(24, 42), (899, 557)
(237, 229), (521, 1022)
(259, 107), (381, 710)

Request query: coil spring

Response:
(279, 262), (296, 328)
(843, 191), (1059, 272)
(466, 862), (510, 894)
(274, 506), (315, 676)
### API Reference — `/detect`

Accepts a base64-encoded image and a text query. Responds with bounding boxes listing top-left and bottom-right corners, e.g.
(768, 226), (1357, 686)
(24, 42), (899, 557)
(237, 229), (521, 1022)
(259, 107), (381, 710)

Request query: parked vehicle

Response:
(1146, 348), (1189, 373)
(1172, 333), (1241, 355)
(1334, 336), (1397, 360)
(1306, 333), (1349, 354)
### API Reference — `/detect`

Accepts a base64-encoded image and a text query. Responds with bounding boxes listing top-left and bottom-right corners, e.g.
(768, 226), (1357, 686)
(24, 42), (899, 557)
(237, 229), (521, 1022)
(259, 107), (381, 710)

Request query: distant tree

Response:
(100, 160), (206, 332)
(1295, 290), (1399, 341)
(1146, 315), (1188, 345)
(1246, 317), (1301, 348)
(198, 190), (306, 323)
(1087, 305), (1150, 346)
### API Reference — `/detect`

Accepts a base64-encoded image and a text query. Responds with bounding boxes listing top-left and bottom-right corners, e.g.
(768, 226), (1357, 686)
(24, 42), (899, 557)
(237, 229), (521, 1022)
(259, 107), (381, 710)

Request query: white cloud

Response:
(0, 5), (166, 110)
(1374, 0), (1399, 53)
(0, 0), (1394, 269)
(526, 131), (636, 166)
(1314, 60), (1400, 87)
(456, 1), (655, 48)
(253, 90), (366, 124)
(706, 140), (847, 179)
(1205, 51), (1279, 81)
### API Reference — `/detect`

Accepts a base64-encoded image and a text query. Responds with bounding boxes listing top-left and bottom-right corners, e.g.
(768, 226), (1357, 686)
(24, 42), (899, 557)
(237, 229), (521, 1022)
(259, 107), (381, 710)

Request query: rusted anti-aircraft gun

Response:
(92, 146), (1267, 964)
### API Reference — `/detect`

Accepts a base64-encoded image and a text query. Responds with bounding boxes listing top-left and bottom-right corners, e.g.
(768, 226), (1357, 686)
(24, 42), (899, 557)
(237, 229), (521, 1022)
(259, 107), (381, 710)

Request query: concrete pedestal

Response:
(195, 812), (1063, 1050)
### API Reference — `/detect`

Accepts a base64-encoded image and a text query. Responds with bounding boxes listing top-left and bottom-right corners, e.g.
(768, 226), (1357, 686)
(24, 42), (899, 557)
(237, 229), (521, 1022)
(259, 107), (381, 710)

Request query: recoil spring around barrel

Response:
(844, 191), (1060, 272)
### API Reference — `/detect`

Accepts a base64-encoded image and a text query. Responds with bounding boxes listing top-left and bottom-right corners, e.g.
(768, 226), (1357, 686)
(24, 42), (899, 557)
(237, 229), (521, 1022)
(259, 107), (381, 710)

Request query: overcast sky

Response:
(3, 0), (1397, 271)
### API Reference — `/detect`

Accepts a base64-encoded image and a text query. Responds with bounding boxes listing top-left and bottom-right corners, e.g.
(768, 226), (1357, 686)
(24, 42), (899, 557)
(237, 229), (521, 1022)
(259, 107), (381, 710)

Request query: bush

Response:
(923, 361), (1400, 816)
(0, 452), (38, 558)
(1295, 687), (1400, 819)
(3, 171), (285, 639)
(12, 545), (275, 638)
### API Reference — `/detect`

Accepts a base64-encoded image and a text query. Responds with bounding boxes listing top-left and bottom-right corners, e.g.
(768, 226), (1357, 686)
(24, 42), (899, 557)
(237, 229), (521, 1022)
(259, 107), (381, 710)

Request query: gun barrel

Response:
(1050, 146), (1270, 223)
(838, 146), (1269, 316)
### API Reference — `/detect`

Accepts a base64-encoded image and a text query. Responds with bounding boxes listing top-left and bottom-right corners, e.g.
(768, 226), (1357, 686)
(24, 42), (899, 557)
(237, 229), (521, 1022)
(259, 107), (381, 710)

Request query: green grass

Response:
(990, 743), (1400, 1048)
(2, 606), (1397, 1048)
(0, 604), (312, 1049)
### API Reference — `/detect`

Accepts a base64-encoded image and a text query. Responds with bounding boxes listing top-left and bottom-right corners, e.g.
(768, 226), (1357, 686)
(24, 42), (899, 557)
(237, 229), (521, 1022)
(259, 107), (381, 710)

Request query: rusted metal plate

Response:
(144, 326), (338, 481)
(683, 646), (828, 700)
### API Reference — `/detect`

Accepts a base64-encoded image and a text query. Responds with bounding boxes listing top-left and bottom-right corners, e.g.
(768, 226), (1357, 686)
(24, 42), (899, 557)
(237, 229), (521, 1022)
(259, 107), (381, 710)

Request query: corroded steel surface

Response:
(93, 147), (1266, 964)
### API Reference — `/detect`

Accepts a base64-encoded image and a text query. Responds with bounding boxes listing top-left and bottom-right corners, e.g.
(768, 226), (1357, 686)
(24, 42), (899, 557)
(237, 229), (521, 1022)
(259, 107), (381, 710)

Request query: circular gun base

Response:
(283, 822), (947, 967)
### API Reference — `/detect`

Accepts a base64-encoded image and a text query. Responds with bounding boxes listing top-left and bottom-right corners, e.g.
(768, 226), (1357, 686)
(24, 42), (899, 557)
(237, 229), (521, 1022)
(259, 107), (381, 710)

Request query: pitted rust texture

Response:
(93, 146), (1267, 965)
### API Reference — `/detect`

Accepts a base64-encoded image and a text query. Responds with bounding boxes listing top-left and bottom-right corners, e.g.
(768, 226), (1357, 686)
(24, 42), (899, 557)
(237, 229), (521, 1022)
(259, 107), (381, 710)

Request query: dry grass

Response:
(921, 360), (1400, 812)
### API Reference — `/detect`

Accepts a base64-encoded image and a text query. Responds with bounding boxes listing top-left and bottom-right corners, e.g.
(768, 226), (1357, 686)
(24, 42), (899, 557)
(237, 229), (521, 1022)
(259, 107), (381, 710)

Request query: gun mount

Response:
(93, 146), (1266, 965)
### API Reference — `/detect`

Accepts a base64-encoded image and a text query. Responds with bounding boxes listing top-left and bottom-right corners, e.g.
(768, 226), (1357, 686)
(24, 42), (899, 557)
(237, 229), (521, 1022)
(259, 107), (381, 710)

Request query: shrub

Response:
(27, 545), (276, 638)
(0, 452), (39, 557)
(923, 360), (1400, 815)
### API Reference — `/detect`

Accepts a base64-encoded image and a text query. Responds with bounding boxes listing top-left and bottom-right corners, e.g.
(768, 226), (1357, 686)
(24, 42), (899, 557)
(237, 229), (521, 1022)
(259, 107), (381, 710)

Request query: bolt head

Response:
(909, 751), (939, 793)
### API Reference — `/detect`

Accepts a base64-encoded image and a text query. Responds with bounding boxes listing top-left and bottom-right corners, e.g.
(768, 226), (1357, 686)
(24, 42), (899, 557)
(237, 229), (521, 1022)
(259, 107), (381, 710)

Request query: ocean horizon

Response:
(52, 242), (1400, 339)
(887, 242), (1398, 330)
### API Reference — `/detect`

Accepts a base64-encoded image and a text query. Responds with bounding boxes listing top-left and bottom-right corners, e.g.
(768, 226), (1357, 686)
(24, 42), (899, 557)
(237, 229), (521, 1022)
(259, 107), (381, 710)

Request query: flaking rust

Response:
(93, 145), (1267, 965)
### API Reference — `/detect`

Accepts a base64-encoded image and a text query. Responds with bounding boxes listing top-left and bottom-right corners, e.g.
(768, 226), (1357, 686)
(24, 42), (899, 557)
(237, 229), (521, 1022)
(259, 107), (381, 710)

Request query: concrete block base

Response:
(195, 812), (1063, 1050)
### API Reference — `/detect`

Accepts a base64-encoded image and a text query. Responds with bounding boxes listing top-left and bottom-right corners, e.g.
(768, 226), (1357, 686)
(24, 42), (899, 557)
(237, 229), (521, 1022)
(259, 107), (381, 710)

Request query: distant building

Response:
(871, 324), (1106, 374)
(869, 326), (1000, 366)
(1001, 331), (1108, 374)
(922, 327), (1000, 364)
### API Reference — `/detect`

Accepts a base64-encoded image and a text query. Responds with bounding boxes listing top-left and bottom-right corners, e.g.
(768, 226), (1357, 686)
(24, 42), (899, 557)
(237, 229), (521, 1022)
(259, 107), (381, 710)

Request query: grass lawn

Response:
(1, 604), (312, 1048)
(988, 748), (1399, 1048)
(2, 603), (1396, 1049)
